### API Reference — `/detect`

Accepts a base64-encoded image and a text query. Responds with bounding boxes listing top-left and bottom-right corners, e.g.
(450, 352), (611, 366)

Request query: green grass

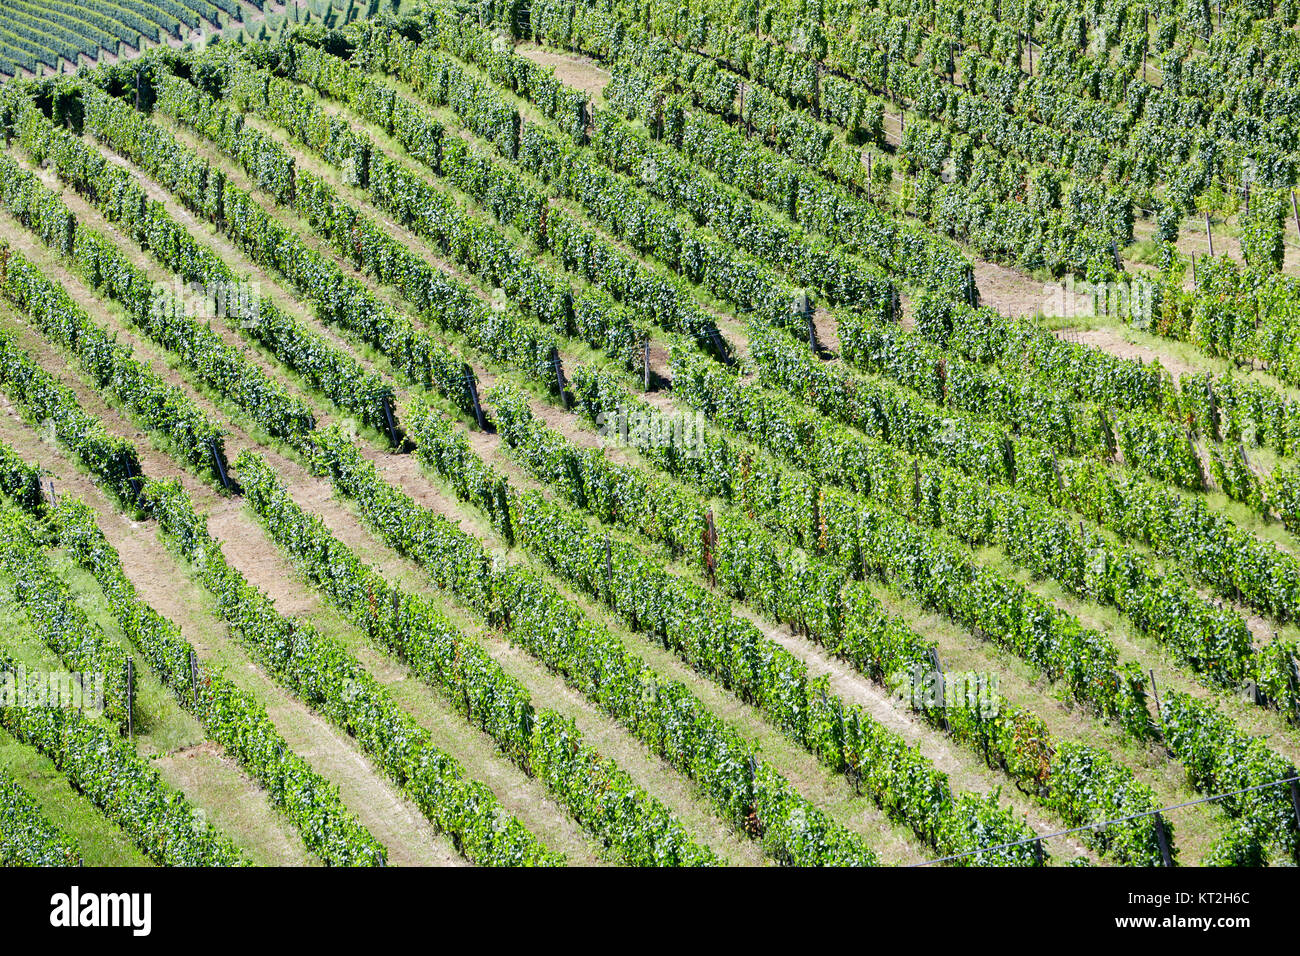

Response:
(0, 731), (153, 865)
(0, 573), (151, 865)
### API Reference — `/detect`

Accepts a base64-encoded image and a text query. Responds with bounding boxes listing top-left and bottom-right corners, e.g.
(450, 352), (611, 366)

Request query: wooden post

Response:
(190, 648), (199, 708)
(642, 338), (651, 392)
(1192, 252), (1197, 284)
(381, 393), (400, 447)
(1205, 212), (1214, 257)
(1153, 813), (1174, 866)
(551, 348), (568, 409)
(46, 479), (56, 506)
(1142, 9), (1148, 79)
(463, 364), (486, 429)
(706, 326), (730, 364)
(126, 657), (135, 738)
(1206, 374), (1220, 442)
(1149, 669), (1162, 728)
(603, 533), (613, 598)
(703, 510), (716, 586)
(1289, 779), (1300, 832)
(1291, 189), (1299, 237)
(928, 646), (949, 731)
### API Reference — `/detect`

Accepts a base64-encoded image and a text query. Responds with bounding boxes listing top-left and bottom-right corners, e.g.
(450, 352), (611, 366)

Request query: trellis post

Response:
(126, 657), (135, 738)
(1153, 813), (1174, 866)
(463, 364), (486, 429)
(551, 348), (568, 409)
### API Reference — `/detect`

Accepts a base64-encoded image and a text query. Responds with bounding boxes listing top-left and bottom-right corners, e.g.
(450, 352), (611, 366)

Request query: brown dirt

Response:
(812, 306), (841, 355)
(515, 44), (612, 101)
(974, 259), (1053, 318)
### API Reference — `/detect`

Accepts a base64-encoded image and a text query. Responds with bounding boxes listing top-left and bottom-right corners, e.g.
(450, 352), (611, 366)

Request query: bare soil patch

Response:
(974, 259), (1051, 318)
(515, 44), (612, 101)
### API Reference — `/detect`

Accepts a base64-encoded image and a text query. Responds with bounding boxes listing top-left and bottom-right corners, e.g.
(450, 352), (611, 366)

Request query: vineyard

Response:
(0, 0), (1297, 871)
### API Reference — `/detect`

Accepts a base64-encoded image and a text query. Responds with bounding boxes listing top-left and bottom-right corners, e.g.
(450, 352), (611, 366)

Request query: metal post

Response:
(120, 454), (142, 503)
(603, 533), (613, 598)
(210, 440), (231, 489)
(190, 648), (199, 708)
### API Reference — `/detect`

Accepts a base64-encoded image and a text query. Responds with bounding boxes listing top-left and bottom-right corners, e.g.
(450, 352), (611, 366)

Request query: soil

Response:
(515, 45), (612, 101)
